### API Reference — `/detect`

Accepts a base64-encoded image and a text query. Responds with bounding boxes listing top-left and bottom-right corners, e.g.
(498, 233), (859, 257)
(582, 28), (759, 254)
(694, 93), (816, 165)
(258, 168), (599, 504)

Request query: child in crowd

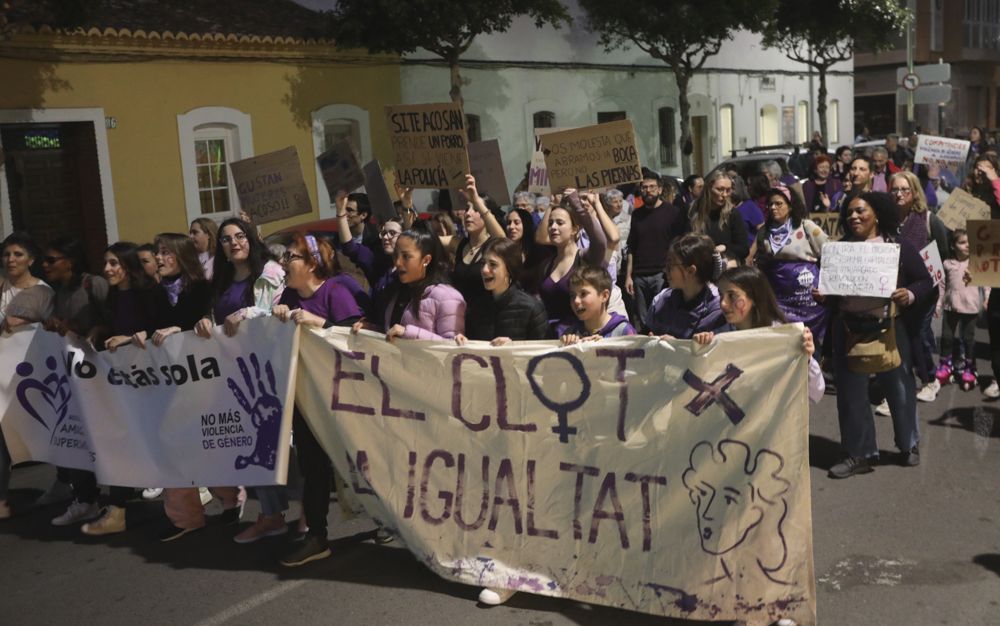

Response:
(936, 229), (986, 391)
(560, 266), (635, 345)
(645, 234), (725, 339)
(694, 266), (824, 403)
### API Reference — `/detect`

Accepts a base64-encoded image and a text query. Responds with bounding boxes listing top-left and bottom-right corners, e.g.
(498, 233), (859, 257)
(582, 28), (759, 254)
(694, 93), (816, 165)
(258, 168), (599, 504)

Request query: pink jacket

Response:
(386, 283), (466, 340)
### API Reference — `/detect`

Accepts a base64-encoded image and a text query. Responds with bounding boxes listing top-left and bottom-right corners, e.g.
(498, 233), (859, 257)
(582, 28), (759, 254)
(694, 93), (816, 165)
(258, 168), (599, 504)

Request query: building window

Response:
(719, 105), (734, 157)
(533, 111), (556, 129)
(658, 107), (677, 166)
(760, 105), (779, 146)
(193, 130), (234, 215)
(828, 99), (840, 143)
(965, 0), (1000, 50)
(781, 106), (795, 144)
(323, 119), (361, 154)
(177, 106), (253, 225)
(931, 0), (944, 50)
(311, 104), (372, 217)
(598, 111), (627, 123)
(796, 101), (809, 144)
(466, 114), (482, 143)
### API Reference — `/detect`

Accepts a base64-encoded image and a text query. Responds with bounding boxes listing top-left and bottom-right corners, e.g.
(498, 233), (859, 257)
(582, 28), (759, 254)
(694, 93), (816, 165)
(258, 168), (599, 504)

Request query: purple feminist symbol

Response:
(682, 364), (745, 425)
(879, 275), (890, 295)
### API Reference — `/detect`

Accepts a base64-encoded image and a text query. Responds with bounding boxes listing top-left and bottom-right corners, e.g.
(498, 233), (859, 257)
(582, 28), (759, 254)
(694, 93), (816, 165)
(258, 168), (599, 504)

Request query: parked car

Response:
(711, 145), (803, 183)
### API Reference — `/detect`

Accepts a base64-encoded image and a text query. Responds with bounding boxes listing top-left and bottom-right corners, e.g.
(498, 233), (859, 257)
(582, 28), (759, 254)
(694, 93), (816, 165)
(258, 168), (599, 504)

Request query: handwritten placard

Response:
(808, 212), (841, 240)
(968, 220), (1000, 286)
(818, 241), (900, 297)
(468, 139), (510, 206)
(229, 146), (312, 224)
(919, 242), (944, 287)
(317, 139), (365, 198)
(362, 160), (397, 223)
(539, 120), (642, 192)
(528, 127), (563, 195)
(914, 135), (971, 166)
(937, 187), (992, 231)
(385, 102), (470, 189)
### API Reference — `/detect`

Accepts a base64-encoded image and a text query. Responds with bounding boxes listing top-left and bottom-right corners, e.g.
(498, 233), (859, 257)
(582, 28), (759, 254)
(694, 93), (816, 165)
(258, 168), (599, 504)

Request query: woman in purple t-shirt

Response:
(274, 233), (362, 568)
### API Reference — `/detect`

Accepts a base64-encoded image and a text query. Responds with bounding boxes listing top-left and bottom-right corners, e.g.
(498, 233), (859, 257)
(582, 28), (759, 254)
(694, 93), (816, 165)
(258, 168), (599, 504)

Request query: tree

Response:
(578, 0), (777, 175)
(763, 0), (909, 143)
(326, 0), (570, 105)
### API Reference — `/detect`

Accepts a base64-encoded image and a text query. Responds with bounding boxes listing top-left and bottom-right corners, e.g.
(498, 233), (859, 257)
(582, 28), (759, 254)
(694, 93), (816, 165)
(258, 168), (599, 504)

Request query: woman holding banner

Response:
(826, 192), (933, 479)
(193, 218), (288, 544)
(971, 153), (1000, 399)
(753, 186), (829, 344)
(0, 232), (54, 520)
(276, 233), (363, 566)
(80, 241), (169, 535)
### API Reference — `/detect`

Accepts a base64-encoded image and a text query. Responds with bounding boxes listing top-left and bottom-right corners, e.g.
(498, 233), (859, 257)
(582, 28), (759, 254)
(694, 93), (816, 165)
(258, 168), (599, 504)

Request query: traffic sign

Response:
(896, 63), (951, 86)
(896, 85), (952, 105)
(901, 73), (920, 91)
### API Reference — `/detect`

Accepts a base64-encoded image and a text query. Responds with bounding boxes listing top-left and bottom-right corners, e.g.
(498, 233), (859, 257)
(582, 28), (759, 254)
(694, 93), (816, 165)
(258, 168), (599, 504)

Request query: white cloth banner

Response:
(0, 318), (298, 488)
(296, 326), (816, 625)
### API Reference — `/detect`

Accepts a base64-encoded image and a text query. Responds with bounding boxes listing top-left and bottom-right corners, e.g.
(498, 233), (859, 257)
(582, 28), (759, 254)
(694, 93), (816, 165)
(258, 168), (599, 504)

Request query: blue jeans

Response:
(834, 316), (919, 459)
(253, 485), (289, 516)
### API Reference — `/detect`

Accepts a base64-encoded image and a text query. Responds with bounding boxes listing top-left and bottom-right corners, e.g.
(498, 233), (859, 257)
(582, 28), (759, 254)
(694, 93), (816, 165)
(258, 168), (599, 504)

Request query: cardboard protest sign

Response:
(818, 241), (900, 297)
(540, 120), (642, 192)
(0, 318), (298, 487)
(937, 187), (992, 230)
(914, 135), (971, 166)
(296, 326), (816, 625)
(362, 159), (398, 223)
(317, 139), (365, 199)
(229, 146), (312, 224)
(809, 212), (841, 240)
(528, 127), (564, 195)
(385, 102), (470, 189)
(919, 241), (945, 287)
(968, 220), (1000, 287)
(468, 139), (510, 206)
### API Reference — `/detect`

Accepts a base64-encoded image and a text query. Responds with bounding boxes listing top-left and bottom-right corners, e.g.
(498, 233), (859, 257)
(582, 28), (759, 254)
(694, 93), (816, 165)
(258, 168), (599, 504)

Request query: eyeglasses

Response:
(714, 187), (734, 194)
(42, 255), (66, 264)
(765, 201), (787, 208)
(219, 232), (248, 245)
(280, 251), (305, 263)
(379, 229), (401, 239)
(889, 188), (912, 196)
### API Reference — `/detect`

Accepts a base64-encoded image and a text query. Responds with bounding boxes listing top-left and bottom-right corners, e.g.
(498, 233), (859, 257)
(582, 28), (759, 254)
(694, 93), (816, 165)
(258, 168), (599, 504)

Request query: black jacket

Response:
(466, 286), (552, 341)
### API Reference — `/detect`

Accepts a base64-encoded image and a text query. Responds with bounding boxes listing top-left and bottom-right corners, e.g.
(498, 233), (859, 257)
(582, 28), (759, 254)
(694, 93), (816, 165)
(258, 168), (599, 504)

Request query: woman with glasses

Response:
(274, 233), (362, 567)
(888, 171), (950, 405)
(753, 187), (829, 345)
(191, 218), (286, 543)
(690, 170), (749, 266)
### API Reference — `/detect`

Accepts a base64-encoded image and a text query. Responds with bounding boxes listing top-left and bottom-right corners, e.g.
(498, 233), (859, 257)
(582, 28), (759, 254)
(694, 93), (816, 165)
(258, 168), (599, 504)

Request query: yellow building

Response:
(0, 1), (400, 269)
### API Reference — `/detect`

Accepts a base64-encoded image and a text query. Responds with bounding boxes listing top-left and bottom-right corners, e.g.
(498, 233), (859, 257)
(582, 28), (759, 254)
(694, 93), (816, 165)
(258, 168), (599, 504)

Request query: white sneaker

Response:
(777, 620), (798, 626)
(874, 399), (891, 416)
(34, 480), (73, 507)
(142, 488), (163, 500)
(199, 488), (212, 506)
(52, 500), (101, 526)
(916, 379), (940, 402)
(478, 587), (516, 605)
(986, 380), (1000, 399)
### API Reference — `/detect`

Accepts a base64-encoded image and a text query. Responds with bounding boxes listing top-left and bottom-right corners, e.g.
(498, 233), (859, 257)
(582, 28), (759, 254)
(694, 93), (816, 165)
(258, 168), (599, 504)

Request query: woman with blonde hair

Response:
(189, 218), (219, 280)
(690, 170), (749, 265)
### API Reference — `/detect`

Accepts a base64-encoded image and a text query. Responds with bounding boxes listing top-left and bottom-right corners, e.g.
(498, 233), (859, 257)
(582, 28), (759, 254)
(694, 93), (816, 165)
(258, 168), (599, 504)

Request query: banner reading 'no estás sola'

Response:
(296, 326), (816, 625)
(0, 318), (298, 488)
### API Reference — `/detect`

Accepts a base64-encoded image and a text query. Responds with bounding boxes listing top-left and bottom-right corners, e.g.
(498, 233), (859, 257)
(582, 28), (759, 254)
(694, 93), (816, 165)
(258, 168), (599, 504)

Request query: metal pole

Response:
(906, 0), (915, 132)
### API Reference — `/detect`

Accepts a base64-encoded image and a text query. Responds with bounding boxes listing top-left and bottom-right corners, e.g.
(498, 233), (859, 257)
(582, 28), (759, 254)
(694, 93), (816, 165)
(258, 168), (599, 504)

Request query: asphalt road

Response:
(3, 340), (1000, 626)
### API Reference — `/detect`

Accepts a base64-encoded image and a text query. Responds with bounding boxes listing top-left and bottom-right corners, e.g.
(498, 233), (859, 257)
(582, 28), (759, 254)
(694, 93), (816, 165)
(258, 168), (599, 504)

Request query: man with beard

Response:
(624, 168), (689, 331)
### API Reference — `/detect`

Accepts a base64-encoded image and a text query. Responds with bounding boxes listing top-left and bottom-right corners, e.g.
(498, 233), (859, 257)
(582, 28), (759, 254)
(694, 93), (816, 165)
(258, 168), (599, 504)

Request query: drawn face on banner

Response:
(103, 251), (129, 289)
(156, 244), (180, 278)
(2, 244), (33, 281)
(219, 224), (250, 265)
(394, 236), (429, 284)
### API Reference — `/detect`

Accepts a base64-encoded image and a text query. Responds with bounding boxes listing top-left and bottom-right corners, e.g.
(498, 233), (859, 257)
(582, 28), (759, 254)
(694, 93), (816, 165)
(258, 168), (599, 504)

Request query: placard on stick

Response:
(539, 120), (642, 192)
(937, 187), (991, 230)
(968, 220), (1000, 287)
(818, 241), (900, 297)
(317, 139), (365, 198)
(528, 127), (563, 195)
(230, 146), (312, 224)
(468, 139), (510, 206)
(808, 212), (841, 241)
(362, 159), (397, 223)
(919, 242), (944, 287)
(914, 135), (971, 166)
(385, 102), (470, 189)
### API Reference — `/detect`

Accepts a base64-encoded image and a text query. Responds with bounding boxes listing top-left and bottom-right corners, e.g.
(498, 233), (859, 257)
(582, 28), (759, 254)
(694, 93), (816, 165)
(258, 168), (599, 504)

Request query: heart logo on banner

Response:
(15, 358), (72, 434)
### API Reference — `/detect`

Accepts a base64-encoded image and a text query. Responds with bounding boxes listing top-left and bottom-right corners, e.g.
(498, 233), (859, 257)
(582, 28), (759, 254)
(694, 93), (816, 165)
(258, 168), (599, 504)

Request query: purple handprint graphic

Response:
(228, 353), (283, 471)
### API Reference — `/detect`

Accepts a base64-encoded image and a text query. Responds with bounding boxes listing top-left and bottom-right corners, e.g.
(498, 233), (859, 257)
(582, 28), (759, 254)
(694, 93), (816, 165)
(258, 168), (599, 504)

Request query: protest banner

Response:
(528, 128), (563, 195)
(386, 102), (470, 189)
(818, 241), (900, 297)
(362, 159), (398, 223)
(914, 135), (971, 166)
(540, 120), (642, 192)
(919, 241), (945, 287)
(317, 139), (365, 199)
(295, 326), (816, 625)
(468, 139), (511, 206)
(230, 146), (313, 224)
(968, 220), (1000, 287)
(808, 212), (841, 240)
(936, 187), (992, 231)
(0, 318), (299, 488)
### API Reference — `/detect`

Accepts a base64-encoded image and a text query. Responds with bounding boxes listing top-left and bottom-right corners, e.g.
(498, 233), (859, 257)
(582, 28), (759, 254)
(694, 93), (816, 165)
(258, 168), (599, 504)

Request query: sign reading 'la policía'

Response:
(385, 102), (470, 189)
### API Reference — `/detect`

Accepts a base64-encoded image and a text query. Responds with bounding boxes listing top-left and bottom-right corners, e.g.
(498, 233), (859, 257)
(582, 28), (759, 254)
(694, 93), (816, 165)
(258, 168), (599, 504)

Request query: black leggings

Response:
(293, 408), (333, 538)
